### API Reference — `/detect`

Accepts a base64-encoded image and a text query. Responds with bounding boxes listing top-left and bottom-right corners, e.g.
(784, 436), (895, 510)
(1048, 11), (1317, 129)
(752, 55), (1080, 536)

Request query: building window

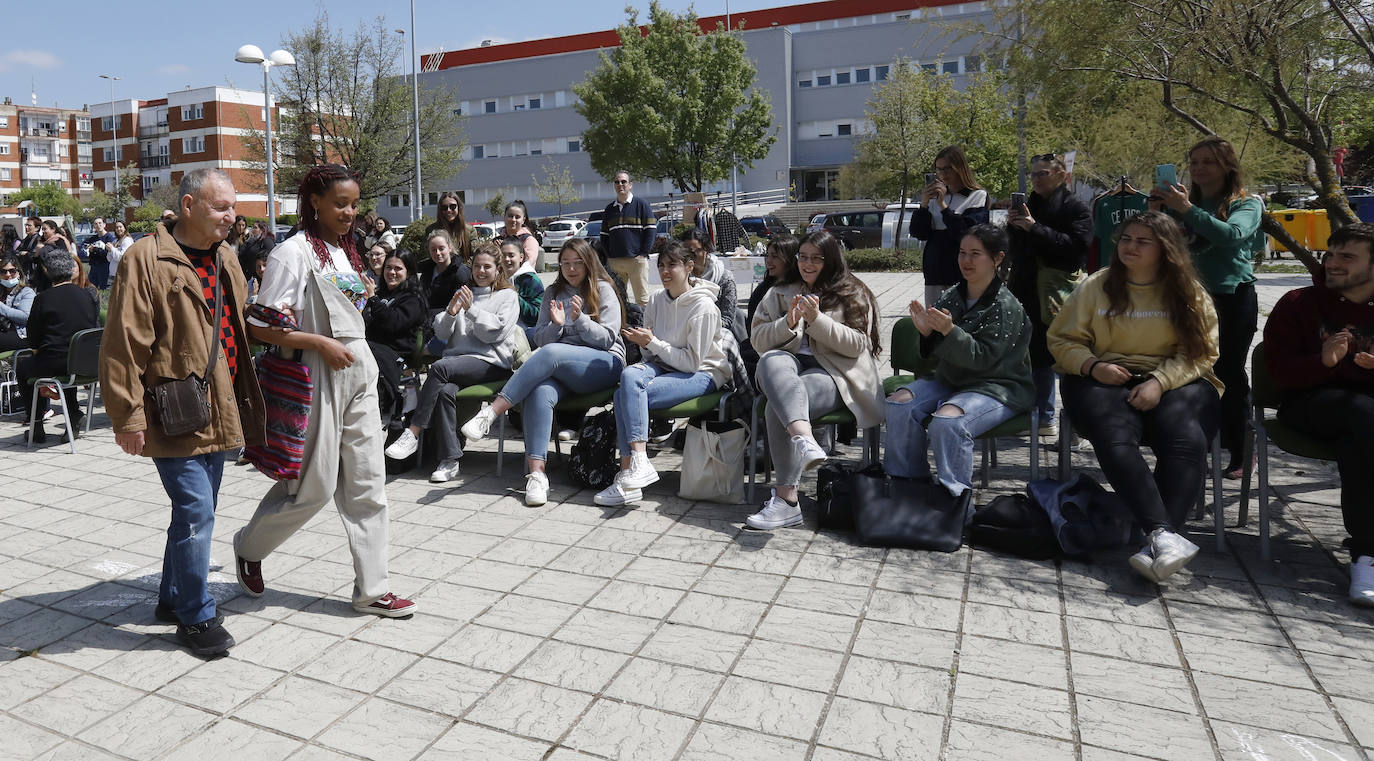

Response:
(875, 65), (890, 81)
(943, 60), (959, 74)
(514, 104), (525, 111)
(183, 136), (204, 153)
(484, 100), (496, 114)
(101, 116), (114, 130)
(838, 123), (852, 136)
(76, 117), (89, 130)
(103, 147), (114, 162)
(836, 71), (851, 85)
(390, 195), (402, 207)
(856, 68), (870, 83)
(0, 169), (9, 181)
(529, 98), (541, 109)
(59, 144), (67, 157)
(58, 123), (66, 132)
(895, 12), (911, 19)
(473, 145), (485, 159)
(0, 144), (8, 156)
(921, 63), (937, 73)
(966, 56), (982, 73)
(817, 74), (831, 86)
(798, 79), (812, 88)
(181, 103), (204, 121)
(428, 192), (439, 205)
(0, 116), (7, 128)
(530, 148), (541, 156)
(567, 139), (580, 153)
(453, 108), (462, 116)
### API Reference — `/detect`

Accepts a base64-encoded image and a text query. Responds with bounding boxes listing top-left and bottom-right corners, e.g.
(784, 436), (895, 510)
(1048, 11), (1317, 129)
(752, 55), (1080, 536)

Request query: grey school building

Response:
(398, 0), (998, 222)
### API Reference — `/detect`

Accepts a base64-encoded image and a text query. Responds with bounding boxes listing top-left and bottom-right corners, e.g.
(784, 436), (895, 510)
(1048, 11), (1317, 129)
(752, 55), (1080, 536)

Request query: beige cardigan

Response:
(751, 281), (885, 429)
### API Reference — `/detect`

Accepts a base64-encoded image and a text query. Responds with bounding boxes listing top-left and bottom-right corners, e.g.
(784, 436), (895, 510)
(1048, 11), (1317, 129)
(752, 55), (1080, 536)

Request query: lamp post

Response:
(397, 14), (422, 223)
(98, 74), (121, 205)
(235, 45), (296, 226)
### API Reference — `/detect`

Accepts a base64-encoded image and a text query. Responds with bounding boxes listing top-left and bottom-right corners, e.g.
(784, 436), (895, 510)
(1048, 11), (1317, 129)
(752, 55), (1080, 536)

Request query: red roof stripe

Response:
(424, 0), (965, 69)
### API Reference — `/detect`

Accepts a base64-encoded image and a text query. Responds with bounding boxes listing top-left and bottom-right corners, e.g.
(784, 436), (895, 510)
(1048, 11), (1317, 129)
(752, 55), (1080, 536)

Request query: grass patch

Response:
(846, 247), (922, 272)
(1257, 262), (1312, 274)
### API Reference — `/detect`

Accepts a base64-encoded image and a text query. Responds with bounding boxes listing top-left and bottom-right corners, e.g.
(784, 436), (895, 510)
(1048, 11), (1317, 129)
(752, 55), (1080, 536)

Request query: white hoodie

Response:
(642, 278), (731, 387)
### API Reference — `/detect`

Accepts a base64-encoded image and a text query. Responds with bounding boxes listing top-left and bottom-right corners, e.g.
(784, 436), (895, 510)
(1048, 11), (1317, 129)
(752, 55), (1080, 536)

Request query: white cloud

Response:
(0, 50), (61, 71)
(159, 63), (191, 75)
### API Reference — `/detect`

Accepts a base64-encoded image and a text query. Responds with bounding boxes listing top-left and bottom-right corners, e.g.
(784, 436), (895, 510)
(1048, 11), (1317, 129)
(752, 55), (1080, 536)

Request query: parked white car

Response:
(542, 219), (586, 251)
(806, 212), (827, 234)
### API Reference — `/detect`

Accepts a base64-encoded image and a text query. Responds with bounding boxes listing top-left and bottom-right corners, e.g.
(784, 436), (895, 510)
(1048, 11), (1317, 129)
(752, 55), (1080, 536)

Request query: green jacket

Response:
(1175, 196), (1262, 294)
(912, 277), (1034, 412)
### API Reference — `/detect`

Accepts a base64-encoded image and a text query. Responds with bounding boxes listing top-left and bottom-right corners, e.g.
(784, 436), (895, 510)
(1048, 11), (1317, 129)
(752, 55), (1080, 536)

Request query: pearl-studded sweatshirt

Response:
(914, 277), (1035, 412)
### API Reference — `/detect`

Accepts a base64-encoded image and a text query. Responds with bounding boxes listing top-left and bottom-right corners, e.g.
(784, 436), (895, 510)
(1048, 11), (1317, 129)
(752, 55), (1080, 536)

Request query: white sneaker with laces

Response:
(429, 458), (461, 483)
(746, 489), (803, 530)
(524, 471), (549, 506)
(1128, 545), (1160, 582)
(384, 429), (419, 459)
(595, 474), (642, 506)
(1350, 555), (1374, 608)
(557, 429), (576, 442)
(1149, 528), (1199, 581)
(792, 435), (827, 473)
(461, 406), (497, 442)
(620, 452), (660, 490)
(1039, 420), (1059, 437)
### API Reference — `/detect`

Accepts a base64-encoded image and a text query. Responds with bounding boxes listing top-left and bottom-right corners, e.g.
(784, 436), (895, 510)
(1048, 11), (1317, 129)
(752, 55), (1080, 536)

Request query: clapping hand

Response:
(622, 326), (653, 348)
(799, 294), (821, 323)
(1322, 329), (1352, 368)
(568, 294), (584, 322)
(549, 299), (566, 326)
(909, 299), (934, 336)
(925, 306), (954, 335)
(787, 295), (805, 329)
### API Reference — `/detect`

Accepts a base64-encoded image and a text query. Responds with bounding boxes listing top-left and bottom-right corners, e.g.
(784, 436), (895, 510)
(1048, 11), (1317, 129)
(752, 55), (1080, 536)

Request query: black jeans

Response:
(412, 355), (510, 462)
(367, 341), (406, 424)
(1210, 282), (1258, 464)
(1062, 376), (1220, 533)
(1278, 387), (1374, 559)
(17, 353), (79, 423)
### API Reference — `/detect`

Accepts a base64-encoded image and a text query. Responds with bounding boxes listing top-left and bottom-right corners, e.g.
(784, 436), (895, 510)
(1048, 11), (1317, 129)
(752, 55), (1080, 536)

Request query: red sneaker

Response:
(353, 593), (417, 618)
(233, 531), (264, 597)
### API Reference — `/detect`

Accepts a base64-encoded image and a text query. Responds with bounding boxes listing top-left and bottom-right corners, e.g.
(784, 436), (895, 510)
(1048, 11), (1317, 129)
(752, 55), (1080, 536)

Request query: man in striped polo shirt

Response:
(600, 170), (657, 306)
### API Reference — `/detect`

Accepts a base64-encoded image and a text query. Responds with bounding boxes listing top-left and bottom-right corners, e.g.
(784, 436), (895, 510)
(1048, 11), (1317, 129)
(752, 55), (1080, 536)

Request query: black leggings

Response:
(1279, 387), (1374, 559)
(1062, 376), (1220, 533)
(1211, 283), (1258, 463)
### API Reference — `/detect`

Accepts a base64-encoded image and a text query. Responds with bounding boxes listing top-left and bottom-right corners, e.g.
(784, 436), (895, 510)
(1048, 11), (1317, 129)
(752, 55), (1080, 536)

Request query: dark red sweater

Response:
(1264, 275), (1374, 391)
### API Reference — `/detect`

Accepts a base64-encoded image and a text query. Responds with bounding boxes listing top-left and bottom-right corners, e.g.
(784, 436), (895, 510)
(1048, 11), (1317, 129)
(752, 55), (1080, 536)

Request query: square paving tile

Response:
(705, 675), (829, 740)
(564, 699), (696, 760)
(316, 697), (453, 761)
(465, 677), (594, 742)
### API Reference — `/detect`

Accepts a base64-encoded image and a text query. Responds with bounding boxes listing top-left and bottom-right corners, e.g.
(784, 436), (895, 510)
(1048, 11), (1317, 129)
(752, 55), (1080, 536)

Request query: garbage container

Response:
(1270, 210), (1310, 253)
(1352, 195), (1374, 224)
(1309, 208), (1330, 252)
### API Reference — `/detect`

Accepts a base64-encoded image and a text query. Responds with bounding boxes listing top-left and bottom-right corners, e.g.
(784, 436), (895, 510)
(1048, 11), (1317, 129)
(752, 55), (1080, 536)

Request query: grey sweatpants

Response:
(756, 350), (841, 487)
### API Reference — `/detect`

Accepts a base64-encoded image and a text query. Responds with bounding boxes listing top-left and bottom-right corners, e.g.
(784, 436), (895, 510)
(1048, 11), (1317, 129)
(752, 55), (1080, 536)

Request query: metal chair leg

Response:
(1028, 408), (1040, 482)
(85, 382), (97, 433)
(1058, 413), (1074, 481)
(496, 415), (506, 477)
(747, 402), (758, 503)
(980, 439), (990, 489)
(1212, 434), (1224, 552)
(54, 381), (75, 454)
(1258, 424), (1271, 562)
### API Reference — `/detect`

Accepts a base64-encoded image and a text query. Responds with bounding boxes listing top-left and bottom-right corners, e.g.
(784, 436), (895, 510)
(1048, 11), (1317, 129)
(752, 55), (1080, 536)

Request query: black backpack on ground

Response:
(569, 408), (619, 489)
(967, 493), (1064, 560)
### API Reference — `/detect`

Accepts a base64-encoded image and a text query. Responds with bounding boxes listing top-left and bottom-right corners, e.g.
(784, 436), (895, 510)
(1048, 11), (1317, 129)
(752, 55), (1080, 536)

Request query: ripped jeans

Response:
(883, 378), (1019, 496)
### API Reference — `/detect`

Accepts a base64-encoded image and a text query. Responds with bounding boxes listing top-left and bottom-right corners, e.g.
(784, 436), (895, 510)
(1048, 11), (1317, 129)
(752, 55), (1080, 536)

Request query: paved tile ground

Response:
(1, 271), (1370, 761)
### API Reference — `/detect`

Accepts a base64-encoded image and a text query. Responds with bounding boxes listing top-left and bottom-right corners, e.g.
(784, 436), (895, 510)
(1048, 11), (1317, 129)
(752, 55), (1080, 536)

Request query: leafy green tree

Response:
(484, 189), (510, 220)
(978, 0), (1374, 270)
(9, 184), (81, 217)
(243, 12), (467, 204)
(533, 160), (581, 218)
(573, 1), (776, 192)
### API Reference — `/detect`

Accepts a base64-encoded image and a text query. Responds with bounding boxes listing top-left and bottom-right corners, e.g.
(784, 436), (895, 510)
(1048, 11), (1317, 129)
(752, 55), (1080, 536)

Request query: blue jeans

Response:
(1033, 366), (1058, 426)
(614, 362), (717, 455)
(884, 378), (1018, 496)
(154, 452), (225, 625)
(500, 342), (624, 460)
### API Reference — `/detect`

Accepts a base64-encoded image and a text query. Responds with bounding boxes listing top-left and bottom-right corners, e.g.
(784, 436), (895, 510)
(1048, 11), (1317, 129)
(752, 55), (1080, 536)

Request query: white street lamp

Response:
(98, 74), (121, 203)
(235, 45), (296, 226)
(397, 16), (422, 223)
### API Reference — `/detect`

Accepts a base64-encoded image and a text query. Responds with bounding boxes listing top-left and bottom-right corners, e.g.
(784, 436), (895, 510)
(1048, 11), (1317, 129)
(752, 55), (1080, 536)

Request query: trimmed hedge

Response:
(845, 247), (922, 272)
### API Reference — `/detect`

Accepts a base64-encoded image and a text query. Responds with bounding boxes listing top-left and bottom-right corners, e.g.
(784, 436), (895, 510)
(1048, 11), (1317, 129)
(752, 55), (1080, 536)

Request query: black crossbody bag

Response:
(150, 252), (221, 437)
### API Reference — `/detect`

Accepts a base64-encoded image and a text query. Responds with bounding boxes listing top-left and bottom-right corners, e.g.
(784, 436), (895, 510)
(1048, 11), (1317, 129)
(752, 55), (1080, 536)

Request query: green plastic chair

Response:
(23, 327), (103, 454)
(887, 316), (1040, 489)
(1241, 342), (1340, 561)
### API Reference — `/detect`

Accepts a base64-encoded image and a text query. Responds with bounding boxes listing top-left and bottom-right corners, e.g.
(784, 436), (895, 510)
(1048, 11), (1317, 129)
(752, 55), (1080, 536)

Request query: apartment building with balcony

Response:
(0, 98), (94, 211)
(409, 0), (997, 220)
(89, 85), (296, 219)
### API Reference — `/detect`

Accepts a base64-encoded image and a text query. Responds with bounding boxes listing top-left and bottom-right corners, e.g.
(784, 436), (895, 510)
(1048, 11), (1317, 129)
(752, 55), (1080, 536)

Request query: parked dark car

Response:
(821, 210), (883, 250)
(739, 214), (789, 239)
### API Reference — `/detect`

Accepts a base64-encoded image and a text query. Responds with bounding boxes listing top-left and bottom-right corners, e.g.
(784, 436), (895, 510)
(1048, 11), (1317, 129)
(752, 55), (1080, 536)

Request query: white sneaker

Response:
(619, 452), (660, 490)
(1039, 420), (1059, 437)
(1350, 555), (1374, 608)
(524, 471), (549, 506)
(1149, 528), (1199, 581)
(746, 489), (803, 530)
(461, 407), (497, 442)
(1128, 545), (1161, 583)
(557, 429), (576, 442)
(792, 435), (827, 473)
(429, 458), (461, 483)
(595, 474), (642, 506)
(384, 429), (419, 459)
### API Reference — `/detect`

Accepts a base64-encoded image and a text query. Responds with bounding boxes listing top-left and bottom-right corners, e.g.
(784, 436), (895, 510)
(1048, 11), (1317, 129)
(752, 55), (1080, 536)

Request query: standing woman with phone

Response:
(1007, 153), (1094, 438)
(1151, 136), (1263, 478)
(910, 146), (989, 306)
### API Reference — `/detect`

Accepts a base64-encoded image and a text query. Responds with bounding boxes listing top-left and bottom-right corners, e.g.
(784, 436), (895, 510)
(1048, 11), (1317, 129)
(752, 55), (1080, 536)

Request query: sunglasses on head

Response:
(1031, 153), (1060, 163)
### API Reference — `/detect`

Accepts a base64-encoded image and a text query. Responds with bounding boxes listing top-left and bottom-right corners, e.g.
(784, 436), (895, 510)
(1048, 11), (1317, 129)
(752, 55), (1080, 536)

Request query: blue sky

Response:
(6, 0), (780, 111)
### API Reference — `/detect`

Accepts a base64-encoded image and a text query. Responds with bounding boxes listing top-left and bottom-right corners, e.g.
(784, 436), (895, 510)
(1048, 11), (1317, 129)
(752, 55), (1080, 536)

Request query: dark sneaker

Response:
(233, 531), (264, 597)
(154, 601), (179, 624)
(352, 592), (417, 618)
(176, 615), (235, 656)
(29, 421), (47, 443)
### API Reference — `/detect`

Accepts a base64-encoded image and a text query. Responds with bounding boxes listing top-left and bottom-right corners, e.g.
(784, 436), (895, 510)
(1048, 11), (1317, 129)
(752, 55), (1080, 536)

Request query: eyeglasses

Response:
(559, 260), (586, 270)
(440, 204), (458, 210)
(0, 268), (18, 275)
(798, 254), (825, 265)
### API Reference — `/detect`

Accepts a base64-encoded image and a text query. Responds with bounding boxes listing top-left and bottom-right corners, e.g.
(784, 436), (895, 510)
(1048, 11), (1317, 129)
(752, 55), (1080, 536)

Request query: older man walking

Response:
(100, 168), (266, 656)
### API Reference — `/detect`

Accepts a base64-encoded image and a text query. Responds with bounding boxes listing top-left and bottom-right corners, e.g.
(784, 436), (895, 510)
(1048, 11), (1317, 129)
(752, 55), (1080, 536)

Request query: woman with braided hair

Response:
(233, 164), (416, 618)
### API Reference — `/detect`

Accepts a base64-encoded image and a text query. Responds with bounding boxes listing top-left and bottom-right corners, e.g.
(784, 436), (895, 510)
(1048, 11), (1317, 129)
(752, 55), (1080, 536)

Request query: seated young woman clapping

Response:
(595, 241), (733, 506)
(1048, 211), (1222, 582)
(460, 238), (626, 506)
(362, 252), (425, 428)
(885, 224), (1033, 499)
(385, 242), (519, 483)
(748, 230), (884, 530)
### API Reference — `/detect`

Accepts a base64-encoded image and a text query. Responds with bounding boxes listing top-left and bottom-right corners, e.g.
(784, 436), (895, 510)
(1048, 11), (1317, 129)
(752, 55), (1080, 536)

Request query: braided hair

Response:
(297, 164), (365, 273)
